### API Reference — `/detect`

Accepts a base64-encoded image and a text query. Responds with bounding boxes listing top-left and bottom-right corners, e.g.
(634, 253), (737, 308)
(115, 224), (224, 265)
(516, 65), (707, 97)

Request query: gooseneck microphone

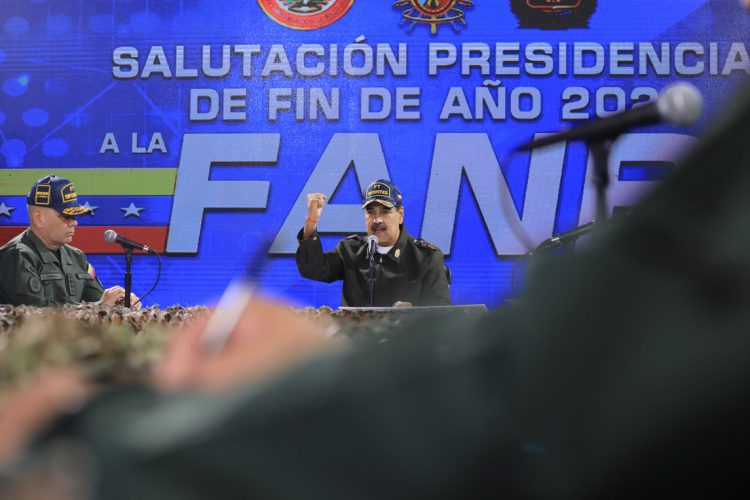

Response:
(103, 229), (155, 253)
(530, 220), (596, 255)
(514, 82), (704, 151)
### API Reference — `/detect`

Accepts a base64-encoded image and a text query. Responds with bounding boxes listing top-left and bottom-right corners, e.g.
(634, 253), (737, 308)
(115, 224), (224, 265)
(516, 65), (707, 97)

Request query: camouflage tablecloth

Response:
(0, 303), (488, 390)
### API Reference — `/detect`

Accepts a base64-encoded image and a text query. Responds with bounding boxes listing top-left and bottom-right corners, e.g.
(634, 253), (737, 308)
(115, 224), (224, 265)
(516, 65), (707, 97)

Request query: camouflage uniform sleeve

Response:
(0, 247), (49, 306)
(295, 228), (345, 283)
(417, 246), (452, 306)
(81, 259), (105, 303)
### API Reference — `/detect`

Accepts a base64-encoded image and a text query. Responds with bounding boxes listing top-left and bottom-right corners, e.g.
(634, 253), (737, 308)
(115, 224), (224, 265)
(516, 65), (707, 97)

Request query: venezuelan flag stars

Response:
(120, 202), (145, 218)
(81, 201), (98, 215)
(0, 202), (14, 218)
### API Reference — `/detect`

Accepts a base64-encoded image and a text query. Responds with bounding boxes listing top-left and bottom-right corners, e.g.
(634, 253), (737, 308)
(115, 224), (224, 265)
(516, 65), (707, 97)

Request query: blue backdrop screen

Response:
(0, 0), (747, 308)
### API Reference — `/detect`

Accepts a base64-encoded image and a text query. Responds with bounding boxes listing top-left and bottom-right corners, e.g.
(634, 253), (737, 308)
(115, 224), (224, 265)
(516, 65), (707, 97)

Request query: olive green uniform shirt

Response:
(0, 229), (104, 306)
(296, 225), (451, 307)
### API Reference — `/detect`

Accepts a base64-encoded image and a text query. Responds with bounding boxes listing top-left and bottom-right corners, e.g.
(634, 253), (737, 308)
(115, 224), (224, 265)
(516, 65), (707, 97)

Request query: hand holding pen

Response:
(155, 238), (343, 392)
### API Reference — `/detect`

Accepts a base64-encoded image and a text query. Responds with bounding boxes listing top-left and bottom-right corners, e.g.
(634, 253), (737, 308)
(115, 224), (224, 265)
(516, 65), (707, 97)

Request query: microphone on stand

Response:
(366, 235), (378, 262)
(514, 82), (703, 152)
(103, 230), (159, 309)
(103, 229), (155, 254)
(530, 221), (596, 255)
(365, 235), (378, 307)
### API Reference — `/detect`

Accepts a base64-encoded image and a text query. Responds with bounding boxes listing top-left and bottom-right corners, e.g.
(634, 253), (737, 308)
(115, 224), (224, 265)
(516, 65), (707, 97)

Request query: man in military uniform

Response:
(296, 179), (451, 307)
(0, 175), (137, 307)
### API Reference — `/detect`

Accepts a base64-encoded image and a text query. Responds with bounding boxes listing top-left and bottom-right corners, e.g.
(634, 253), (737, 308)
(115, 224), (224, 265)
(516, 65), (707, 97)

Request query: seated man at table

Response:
(296, 179), (451, 307)
(0, 175), (137, 307)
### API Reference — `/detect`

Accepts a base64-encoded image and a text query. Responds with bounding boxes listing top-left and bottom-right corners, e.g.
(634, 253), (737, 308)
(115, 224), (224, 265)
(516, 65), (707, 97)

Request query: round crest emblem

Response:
(510, 0), (597, 29)
(393, 0), (473, 34)
(258, 0), (355, 30)
(409, 0), (457, 17)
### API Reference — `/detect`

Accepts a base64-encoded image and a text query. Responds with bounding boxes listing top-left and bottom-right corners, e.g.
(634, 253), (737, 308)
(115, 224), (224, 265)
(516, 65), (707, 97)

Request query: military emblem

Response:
(393, 0), (474, 34)
(510, 0), (598, 30)
(34, 184), (51, 205)
(415, 238), (437, 251)
(258, 0), (355, 30)
(367, 183), (391, 199)
(27, 276), (42, 294)
(61, 183), (77, 203)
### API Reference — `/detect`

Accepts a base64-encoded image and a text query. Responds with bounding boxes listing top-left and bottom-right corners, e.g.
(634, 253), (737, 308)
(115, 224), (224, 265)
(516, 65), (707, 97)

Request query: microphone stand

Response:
(124, 249), (133, 308)
(588, 138), (614, 223)
(367, 250), (377, 307)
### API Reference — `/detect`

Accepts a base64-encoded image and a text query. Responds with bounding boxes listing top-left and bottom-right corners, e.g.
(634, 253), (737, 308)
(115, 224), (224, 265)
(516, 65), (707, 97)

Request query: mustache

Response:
(370, 223), (386, 231)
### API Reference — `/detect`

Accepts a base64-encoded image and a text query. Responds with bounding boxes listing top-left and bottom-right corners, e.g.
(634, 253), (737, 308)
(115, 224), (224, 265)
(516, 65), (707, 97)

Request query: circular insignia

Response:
(394, 0), (473, 33)
(28, 276), (42, 293)
(258, 0), (355, 30)
(510, 0), (598, 29)
(410, 0), (457, 17)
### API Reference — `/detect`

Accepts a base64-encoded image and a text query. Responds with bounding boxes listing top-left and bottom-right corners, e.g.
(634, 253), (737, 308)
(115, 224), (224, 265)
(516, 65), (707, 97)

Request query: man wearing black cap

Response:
(296, 179), (451, 307)
(0, 175), (138, 307)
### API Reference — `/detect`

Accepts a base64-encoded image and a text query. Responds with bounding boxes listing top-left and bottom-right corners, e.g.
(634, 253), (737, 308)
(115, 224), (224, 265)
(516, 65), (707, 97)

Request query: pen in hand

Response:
(199, 236), (271, 354)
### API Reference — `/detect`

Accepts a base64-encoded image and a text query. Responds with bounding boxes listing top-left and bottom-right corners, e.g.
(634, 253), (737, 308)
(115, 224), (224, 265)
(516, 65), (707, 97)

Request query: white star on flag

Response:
(0, 202), (15, 218)
(82, 201), (99, 216)
(120, 202), (145, 218)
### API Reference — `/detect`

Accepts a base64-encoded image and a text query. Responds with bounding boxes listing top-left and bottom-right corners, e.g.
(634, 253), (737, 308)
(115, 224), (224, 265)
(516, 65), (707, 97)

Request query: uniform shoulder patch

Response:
(414, 238), (438, 251)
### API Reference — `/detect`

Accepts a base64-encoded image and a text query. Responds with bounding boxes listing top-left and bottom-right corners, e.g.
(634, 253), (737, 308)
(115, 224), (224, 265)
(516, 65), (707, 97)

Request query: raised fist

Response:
(306, 193), (326, 224)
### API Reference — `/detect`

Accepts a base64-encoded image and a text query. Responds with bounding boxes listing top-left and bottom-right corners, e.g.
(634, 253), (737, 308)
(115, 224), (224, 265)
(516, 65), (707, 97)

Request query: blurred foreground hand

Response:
(0, 370), (89, 469)
(0, 299), (341, 469)
(155, 298), (344, 393)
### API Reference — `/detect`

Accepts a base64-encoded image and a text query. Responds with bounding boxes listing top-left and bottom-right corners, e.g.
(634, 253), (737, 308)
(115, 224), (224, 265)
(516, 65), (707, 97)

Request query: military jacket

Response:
(0, 229), (104, 306)
(296, 225), (451, 307)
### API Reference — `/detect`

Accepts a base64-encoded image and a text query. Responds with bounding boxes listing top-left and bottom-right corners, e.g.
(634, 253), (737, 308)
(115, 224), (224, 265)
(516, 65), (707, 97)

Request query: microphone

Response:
(530, 220), (596, 255)
(104, 229), (155, 253)
(366, 235), (378, 262)
(515, 82), (703, 151)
